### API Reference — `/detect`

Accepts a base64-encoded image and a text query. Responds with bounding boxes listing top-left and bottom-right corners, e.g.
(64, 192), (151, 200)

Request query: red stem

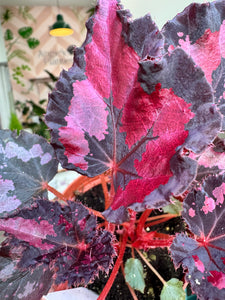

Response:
(145, 213), (178, 223)
(121, 263), (138, 300)
(43, 183), (68, 202)
(145, 215), (176, 228)
(98, 230), (128, 300)
(87, 207), (105, 220)
(136, 209), (152, 236)
(44, 183), (104, 219)
(100, 174), (110, 210)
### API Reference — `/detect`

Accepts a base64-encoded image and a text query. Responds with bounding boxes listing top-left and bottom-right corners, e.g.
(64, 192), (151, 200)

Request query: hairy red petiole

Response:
(98, 230), (128, 300)
(136, 208), (153, 236)
(42, 182), (68, 202)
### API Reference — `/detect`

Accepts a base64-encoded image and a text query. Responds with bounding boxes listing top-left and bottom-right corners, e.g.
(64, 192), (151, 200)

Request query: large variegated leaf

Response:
(46, 0), (221, 222)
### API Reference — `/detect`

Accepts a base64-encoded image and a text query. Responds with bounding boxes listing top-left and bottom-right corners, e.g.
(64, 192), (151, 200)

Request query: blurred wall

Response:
(1, 6), (90, 103)
(122, 0), (214, 29)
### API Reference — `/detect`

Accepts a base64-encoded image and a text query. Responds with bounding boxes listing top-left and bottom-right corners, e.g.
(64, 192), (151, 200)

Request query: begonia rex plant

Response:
(1, 0), (225, 299)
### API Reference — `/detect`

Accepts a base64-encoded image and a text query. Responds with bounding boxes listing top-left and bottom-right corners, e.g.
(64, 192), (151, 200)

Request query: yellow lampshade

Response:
(49, 14), (74, 37)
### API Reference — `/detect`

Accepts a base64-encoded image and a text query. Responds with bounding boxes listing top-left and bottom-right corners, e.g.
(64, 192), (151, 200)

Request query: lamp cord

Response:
(57, 0), (60, 13)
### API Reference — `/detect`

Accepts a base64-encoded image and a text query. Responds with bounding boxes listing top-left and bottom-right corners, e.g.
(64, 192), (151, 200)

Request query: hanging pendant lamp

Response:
(49, 14), (74, 37)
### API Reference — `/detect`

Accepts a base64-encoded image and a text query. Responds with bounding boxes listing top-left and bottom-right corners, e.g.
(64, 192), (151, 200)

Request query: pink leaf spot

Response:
(192, 255), (205, 273)
(208, 270), (225, 289)
(78, 217), (86, 231)
(168, 45), (175, 53)
(177, 32), (184, 37)
(58, 215), (73, 232)
(201, 196), (216, 214)
(213, 182), (225, 205)
(189, 208), (195, 218)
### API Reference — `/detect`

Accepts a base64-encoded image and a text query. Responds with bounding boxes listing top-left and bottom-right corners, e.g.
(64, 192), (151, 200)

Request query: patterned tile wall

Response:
(1, 5), (90, 103)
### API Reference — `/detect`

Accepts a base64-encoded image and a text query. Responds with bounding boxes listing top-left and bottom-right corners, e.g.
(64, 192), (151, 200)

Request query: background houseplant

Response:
(1, 0), (225, 299)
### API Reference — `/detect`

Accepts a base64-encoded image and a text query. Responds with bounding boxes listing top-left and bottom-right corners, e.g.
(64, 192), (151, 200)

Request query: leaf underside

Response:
(46, 0), (221, 223)
(170, 174), (225, 300)
(0, 200), (115, 300)
(0, 130), (58, 218)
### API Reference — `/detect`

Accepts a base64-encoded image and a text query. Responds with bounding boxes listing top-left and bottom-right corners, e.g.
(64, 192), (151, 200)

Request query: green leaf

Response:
(2, 9), (13, 24)
(4, 29), (13, 41)
(39, 99), (47, 105)
(27, 37), (40, 49)
(9, 113), (23, 134)
(19, 6), (36, 22)
(27, 100), (45, 116)
(22, 106), (30, 115)
(124, 258), (145, 293)
(217, 131), (225, 139)
(86, 6), (95, 18)
(163, 197), (182, 215)
(21, 64), (31, 71)
(7, 49), (29, 62)
(44, 69), (58, 82)
(160, 278), (185, 300)
(18, 26), (33, 38)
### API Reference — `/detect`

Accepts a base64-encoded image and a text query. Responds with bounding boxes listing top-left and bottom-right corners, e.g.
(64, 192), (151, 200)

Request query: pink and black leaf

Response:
(162, 1), (225, 129)
(0, 200), (115, 298)
(46, 0), (221, 223)
(0, 256), (53, 300)
(0, 130), (58, 218)
(170, 174), (225, 299)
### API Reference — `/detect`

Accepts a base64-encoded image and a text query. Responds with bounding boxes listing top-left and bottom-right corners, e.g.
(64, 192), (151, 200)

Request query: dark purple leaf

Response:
(0, 199), (115, 297)
(162, 0), (225, 129)
(0, 130), (58, 217)
(46, 0), (221, 223)
(170, 174), (225, 300)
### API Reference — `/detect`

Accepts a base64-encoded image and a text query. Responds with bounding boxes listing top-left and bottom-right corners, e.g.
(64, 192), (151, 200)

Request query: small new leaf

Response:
(162, 197), (182, 215)
(160, 278), (185, 300)
(124, 258), (145, 293)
